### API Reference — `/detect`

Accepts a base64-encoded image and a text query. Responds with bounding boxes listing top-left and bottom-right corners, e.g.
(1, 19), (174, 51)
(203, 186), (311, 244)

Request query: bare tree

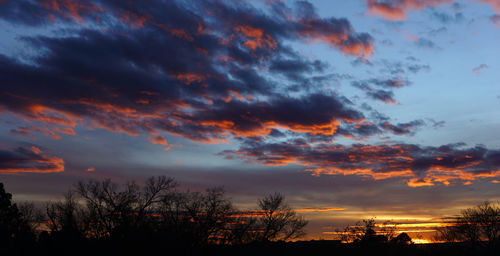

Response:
(18, 202), (45, 233)
(256, 193), (308, 241)
(435, 225), (462, 243)
(183, 187), (234, 245)
(224, 215), (258, 245)
(46, 191), (85, 239)
(339, 218), (401, 244)
(340, 218), (376, 243)
(434, 201), (500, 244)
(75, 175), (176, 239)
(467, 201), (500, 242)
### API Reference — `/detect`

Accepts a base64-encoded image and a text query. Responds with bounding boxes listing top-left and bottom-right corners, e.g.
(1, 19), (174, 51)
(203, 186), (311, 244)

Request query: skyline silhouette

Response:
(1, 0), (500, 243)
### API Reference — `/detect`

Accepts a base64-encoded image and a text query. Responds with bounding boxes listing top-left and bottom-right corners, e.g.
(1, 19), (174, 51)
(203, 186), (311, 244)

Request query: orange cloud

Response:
(407, 178), (435, 187)
(25, 104), (80, 127)
(40, 0), (103, 23)
(308, 167), (414, 181)
(173, 72), (206, 85)
(118, 10), (149, 28)
(193, 119), (343, 139)
(366, 0), (500, 21)
(235, 25), (278, 50)
(366, 0), (454, 20)
(148, 135), (168, 145)
(0, 146), (64, 174)
(225, 142), (500, 187)
(10, 124), (77, 140)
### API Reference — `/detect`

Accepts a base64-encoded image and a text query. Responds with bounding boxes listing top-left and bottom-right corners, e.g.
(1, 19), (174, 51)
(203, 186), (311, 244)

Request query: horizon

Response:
(1, 0), (500, 243)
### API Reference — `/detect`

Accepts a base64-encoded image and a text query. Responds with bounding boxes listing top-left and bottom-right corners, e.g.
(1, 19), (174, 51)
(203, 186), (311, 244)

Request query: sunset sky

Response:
(1, 0), (500, 241)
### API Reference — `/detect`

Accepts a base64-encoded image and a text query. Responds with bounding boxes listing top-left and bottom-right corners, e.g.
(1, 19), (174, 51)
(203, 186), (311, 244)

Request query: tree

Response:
(340, 218), (402, 244)
(182, 187), (234, 245)
(46, 191), (85, 240)
(256, 193), (308, 241)
(435, 201), (500, 244)
(464, 201), (500, 243)
(75, 175), (176, 239)
(0, 183), (34, 245)
(18, 202), (45, 233)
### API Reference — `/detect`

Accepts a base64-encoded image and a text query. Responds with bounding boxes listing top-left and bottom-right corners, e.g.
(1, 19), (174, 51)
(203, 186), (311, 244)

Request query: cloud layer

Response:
(1, 0), (499, 189)
(0, 146), (64, 173)
(0, 0), (373, 144)
(222, 141), (500, 187)
(366, 0), (500, 20)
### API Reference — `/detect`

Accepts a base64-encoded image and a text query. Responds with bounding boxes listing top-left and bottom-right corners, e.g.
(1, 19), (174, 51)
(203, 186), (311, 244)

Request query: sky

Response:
(1, 0), (500, 242)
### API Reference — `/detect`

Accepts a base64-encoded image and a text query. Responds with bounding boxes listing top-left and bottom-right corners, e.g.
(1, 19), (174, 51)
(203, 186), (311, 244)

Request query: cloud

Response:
(430, 10), (465, 24)
(334, 117), (428, 140)
(148, 136), (168, 145)
(381, 120), (425, 135)
(490, 15), (500, 27)
(181, 93), (364, 138)
(365, 0), (500, 20)
(477, 0), (500, 15)
(9, 125), (76, 140)
(352, 81), (398, 104)
(472, 64), (489, 74)
(377, 58), (431, 75)
(367, 90), (397, 104)
(0, 146), (64, 173)
(351, 77), (411, 104)
(221, 141), (500, 187)
(407, 63), (431, 74)
(415, 38), (439, 49)
(295, 17), (374, 57)
(426, 118), (446, 128)
(365, 0), (454, 20)
(0, 0), (374, 145)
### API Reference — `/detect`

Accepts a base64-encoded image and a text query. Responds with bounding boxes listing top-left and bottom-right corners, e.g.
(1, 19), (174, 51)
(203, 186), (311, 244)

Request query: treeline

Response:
(0, 176), (307, 255)
(435, 201), (500, 245)
(2, 176), (500, 256)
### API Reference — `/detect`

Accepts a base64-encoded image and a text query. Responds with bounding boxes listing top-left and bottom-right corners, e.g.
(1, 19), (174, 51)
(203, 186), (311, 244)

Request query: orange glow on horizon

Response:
(295, 207), (346, 212)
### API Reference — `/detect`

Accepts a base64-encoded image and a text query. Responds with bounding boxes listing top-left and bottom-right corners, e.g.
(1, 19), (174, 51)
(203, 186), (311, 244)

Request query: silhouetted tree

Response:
(340, 218), (375, 243)
(182, 187), (234, 245)
(0, 183), (35, 246)
(340, 218), (402, 244)
(256, 193), (308, 242)
(2, 177), (313, 254)
(225, 215), (258, 245)
(75, 176), (176, 240)
(46, 191), (85, 241)
(435, 201), (500, 244)
(18, 202), (45, 233)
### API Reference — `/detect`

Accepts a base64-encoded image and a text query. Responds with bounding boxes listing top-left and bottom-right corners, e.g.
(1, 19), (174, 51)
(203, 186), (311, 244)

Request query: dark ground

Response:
(4, 239), (500, 256)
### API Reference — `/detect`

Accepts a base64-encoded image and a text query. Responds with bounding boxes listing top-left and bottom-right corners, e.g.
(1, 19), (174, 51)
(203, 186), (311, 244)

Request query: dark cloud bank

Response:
(0, 0), (499, 188)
